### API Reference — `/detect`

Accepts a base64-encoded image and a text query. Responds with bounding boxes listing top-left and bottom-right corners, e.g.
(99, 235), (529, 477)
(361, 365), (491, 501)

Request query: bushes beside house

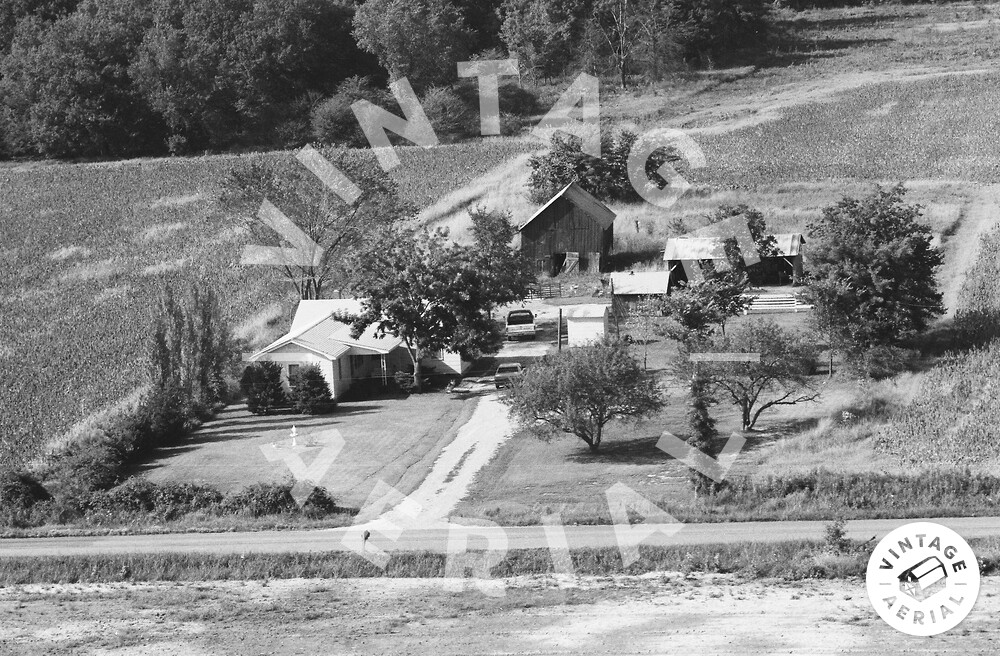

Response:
(241, 362), (289, 415)
(288, 365), (336, 414)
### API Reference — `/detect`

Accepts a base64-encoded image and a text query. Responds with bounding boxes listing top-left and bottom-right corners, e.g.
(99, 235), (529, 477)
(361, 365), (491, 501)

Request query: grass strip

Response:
(4, 538), (999, 585)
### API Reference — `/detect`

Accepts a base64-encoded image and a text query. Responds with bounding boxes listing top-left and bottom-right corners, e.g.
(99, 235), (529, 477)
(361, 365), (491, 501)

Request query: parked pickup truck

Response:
(504, 309), (536, 340)
(494, 363), (525, 389)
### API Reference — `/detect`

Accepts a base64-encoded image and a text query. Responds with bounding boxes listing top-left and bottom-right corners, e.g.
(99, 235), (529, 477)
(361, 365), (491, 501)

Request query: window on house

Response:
(287, 364), (300, 386)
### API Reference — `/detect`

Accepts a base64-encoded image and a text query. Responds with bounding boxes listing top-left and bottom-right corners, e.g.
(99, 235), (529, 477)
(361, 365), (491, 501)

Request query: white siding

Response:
(250, 346), (340, 398)
(422, 350), (470, 375)
(567, 316), (608, 347)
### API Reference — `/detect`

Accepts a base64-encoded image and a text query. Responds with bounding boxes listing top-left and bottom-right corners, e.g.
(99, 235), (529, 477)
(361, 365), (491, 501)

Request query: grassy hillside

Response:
(6, 2), (1000, 467)
(0, 140), (536, 466)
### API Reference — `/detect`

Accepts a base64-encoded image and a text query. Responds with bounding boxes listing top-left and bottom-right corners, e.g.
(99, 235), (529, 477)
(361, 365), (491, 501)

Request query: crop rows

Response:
(696, 72), (1000, 187)
(0, 140), (533, 465)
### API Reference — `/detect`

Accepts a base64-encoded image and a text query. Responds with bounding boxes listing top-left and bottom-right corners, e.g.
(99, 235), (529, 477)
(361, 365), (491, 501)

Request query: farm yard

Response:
(3, 0), (1000, 536)
(8, 2), (1000, 652)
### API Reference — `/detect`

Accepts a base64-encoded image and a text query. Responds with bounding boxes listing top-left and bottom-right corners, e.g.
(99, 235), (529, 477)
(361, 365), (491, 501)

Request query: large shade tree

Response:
(677, 319), (820, 431)
(347, 223), (533, 391)
(352, 0), (472, 90)
(220, 148), (412, 300)
(805, 185), (944, 353)
(502, 338), (664, 453)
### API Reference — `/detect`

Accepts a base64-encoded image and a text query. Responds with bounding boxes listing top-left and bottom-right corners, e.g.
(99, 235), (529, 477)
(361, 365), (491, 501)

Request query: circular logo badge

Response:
(866, 522), (980, 636)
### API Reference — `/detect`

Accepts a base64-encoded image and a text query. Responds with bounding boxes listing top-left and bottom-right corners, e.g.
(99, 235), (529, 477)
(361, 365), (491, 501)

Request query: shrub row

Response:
(0, 477), (344, 529)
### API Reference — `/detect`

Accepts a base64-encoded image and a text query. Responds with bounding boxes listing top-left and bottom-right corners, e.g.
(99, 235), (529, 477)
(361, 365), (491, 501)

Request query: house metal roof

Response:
(250, 299), (403, 361)
(609, 271), (671, 296)
(663, 233), (805, 261)
(518, 182), (616, 232)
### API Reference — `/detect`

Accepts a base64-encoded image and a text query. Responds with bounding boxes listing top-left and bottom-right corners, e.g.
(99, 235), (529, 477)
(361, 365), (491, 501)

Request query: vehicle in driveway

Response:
(494, 363), (525, 389)
(505, 309), (536, 340)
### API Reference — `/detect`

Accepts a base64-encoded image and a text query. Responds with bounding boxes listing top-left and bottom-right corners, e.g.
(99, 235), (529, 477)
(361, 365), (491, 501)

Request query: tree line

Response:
(0, 0), (780, 160)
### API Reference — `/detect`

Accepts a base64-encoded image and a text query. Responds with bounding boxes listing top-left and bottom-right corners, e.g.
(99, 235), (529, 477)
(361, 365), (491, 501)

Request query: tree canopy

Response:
(678, 319), (819, 431)
(502, 338), (664, 452)
(346, 218), (533, 390)
(220, 148), (412, 300)
(804, 185), (945, 351)
(352, 0), (473, 91)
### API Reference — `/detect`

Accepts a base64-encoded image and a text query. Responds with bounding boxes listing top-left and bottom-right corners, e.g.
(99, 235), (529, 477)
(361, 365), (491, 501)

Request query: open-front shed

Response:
(518, 182), (615, 276)
(663, 232), (806, 287)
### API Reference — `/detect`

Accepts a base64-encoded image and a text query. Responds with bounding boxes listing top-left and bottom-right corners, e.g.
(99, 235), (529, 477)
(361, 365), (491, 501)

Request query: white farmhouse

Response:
(248, 299), (469, 399)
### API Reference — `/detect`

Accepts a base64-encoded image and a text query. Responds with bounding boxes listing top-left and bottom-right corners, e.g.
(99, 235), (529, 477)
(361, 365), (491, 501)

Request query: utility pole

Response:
(557, 308), (563, 352)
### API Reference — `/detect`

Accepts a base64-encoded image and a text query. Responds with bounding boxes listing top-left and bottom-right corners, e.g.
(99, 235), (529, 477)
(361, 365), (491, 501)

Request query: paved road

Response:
(2, 516), (999, 558)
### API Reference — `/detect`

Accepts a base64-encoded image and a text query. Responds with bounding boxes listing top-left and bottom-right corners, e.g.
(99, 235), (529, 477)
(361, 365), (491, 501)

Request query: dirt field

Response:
(2, 574), (998, 655)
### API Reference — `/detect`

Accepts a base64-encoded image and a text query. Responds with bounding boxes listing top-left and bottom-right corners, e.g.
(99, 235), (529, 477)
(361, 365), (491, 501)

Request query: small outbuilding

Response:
(518, 182), (615, 276)
(562, 304), (611, 347)
(608, 271), (671, 316)
(663, 233), (806, 287)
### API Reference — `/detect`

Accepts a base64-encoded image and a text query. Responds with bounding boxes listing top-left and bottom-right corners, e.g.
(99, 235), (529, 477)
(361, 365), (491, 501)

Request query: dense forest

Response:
(0, 0), (948, 160)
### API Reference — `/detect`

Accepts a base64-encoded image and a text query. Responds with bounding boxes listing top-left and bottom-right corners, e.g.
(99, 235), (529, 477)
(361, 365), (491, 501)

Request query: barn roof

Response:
(609, 271), (671, 296)
(251, 299), (403, 360)
(518, 182), (616, 232)
(562, 303), (611, 318)
(663, 237), (728, 261)
(663, 233), (806, 261)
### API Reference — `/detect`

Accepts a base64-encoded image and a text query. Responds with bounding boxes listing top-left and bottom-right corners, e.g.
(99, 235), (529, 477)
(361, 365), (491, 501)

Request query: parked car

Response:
(494, 363), (525, 389)
(504, 309), (536, 340)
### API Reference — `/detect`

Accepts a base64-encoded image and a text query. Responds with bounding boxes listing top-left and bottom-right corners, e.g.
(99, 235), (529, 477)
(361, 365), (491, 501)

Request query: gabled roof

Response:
(663, 233), (806, 261)
(562, 303), (610, 318)
(251, 299), (403, 361)
(609, 271), (670, 296)
(663, 237), (728, 261)
(518, 182), (616, 232)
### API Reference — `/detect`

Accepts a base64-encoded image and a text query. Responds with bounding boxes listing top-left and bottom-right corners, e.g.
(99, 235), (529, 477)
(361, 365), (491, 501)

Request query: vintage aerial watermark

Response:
(866, 522), (980, 636)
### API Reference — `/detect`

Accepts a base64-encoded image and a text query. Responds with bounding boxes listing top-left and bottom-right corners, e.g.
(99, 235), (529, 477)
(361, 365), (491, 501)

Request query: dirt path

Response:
(939, 184), (1000, 316)
(2, 575), (998, 655)
(364, 394), (515, 528)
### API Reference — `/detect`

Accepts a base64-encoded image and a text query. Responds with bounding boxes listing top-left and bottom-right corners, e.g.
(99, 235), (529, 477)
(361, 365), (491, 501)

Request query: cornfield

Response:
(874, 343), (1000, 467)
(697, 72), (1000, 187)
(0, 140), (535, 466)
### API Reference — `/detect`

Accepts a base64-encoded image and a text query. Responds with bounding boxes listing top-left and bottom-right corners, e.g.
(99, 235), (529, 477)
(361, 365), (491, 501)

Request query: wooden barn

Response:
(518, 182), (615, 276)
(663, 233), (806, 287)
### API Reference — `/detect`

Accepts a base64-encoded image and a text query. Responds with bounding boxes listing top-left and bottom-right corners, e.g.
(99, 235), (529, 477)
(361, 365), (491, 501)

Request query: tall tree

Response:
(134, 0), (368, 152)
(468, 206), (536, 312)
(500, 0), (581, 80)
(660, 272), (752, 342)
(150, 284), (235, 407)
(220, 148), (412, 300)
(590, 0), (647, 88)
(686, 366), (717, 496)
(804, 185), (944, 352)
(502, 338), (664, 453)
(347, 226), (531, 390)
(679, 319), (819, 431)
(353, 0), (473, 90)
(0, 0), (161, 158)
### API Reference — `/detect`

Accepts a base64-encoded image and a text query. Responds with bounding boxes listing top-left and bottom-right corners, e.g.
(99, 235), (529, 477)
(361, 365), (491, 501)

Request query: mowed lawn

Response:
(141, 393), (478, 510)
(454, 311), (861, 525)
